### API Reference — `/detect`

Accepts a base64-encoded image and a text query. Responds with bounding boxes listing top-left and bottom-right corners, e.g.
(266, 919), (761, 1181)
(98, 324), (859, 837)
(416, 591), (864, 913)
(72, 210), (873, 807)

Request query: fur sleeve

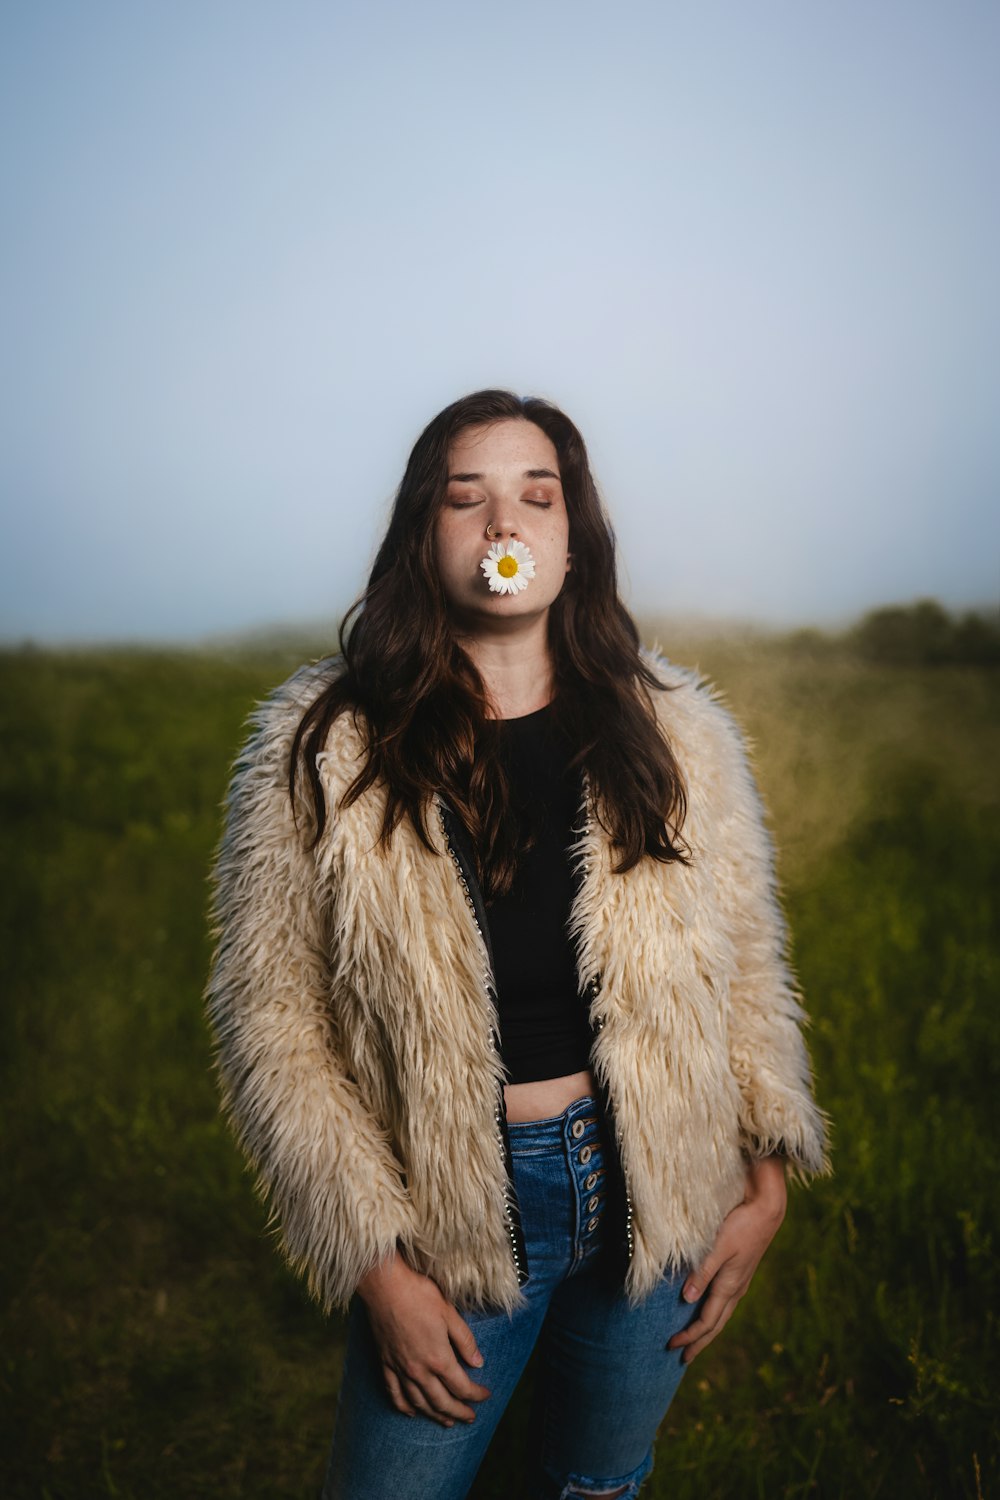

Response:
(646, 652), (831, 1181)
(701, 690), (831, 1180)
(205, 670), (416, 1311)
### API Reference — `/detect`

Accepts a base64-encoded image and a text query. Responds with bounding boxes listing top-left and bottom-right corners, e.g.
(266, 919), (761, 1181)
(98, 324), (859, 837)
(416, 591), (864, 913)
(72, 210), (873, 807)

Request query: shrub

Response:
(851, 599), (1000, 666)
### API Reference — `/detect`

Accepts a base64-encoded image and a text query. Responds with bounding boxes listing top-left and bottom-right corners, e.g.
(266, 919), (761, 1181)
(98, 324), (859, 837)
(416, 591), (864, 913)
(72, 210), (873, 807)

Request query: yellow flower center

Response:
(497, 555), (519, 578)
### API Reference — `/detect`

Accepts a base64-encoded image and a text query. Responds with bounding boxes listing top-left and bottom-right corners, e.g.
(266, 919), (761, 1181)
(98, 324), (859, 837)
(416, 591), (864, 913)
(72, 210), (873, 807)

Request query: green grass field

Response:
(2, 633), (997, 1499)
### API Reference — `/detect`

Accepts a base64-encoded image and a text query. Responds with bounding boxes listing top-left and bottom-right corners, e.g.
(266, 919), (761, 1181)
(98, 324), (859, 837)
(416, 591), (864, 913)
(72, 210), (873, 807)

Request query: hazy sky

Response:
(2, 0), (997, 642)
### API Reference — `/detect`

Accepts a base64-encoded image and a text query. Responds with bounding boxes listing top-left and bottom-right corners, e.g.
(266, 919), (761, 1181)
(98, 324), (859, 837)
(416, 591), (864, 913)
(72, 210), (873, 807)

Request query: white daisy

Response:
(480, 539), (536, 595)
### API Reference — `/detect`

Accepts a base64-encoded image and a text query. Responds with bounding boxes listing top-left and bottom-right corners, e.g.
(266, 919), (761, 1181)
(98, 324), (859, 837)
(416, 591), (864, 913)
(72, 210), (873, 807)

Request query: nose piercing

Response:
(486, 523), (496, 539)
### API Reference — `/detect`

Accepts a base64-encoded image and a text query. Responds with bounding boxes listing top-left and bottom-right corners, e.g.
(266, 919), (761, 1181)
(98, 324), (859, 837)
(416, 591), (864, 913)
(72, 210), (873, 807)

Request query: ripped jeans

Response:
(321, 1095), (703, 1500)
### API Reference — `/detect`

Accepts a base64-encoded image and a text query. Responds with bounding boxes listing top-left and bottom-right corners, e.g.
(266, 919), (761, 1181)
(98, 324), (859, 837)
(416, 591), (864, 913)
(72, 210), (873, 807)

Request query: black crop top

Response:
(482, 704), (593, 1085)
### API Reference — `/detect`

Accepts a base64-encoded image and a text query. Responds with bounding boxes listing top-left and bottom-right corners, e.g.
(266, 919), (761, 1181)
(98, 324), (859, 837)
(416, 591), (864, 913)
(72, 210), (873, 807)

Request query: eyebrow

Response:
(446, 468), (561, 483)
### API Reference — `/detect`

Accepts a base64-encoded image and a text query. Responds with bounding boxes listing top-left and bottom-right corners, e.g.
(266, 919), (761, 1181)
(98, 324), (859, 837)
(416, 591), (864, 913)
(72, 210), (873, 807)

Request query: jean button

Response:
(587, 1195), (600, 1212)
(584, 1173), (599, 1191)
(571, 1120), (586, 1140)
(578, 1145), (592, 1165)
(587, 1216), (600, 1232)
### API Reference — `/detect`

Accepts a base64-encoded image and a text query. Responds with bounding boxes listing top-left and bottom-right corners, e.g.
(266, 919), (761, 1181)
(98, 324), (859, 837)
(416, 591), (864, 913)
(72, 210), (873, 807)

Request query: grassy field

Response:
(1, 633), (997, 1499)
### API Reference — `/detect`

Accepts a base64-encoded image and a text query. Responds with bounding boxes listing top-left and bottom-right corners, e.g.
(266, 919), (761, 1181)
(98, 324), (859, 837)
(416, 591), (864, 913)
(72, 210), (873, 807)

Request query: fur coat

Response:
(206, 656), (829, 1315)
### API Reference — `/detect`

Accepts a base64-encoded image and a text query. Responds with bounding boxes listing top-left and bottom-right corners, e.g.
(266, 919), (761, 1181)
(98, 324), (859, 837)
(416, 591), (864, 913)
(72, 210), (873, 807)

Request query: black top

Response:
(482, 704), (593, 1085)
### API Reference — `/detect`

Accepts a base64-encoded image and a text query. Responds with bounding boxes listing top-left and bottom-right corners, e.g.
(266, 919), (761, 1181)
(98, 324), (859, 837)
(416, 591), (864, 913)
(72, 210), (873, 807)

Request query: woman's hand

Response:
(356, 1252), (491, 1426)
(668, 1155), (787, 1365)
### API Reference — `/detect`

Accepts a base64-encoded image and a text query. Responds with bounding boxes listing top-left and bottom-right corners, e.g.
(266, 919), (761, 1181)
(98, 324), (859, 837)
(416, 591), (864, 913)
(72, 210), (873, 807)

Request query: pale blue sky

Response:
(1, 0), (997, 641)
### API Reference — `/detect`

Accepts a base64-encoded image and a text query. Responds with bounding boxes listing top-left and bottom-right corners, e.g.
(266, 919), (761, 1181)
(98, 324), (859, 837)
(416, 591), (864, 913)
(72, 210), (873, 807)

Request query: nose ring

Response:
(486, 523), (497, 539)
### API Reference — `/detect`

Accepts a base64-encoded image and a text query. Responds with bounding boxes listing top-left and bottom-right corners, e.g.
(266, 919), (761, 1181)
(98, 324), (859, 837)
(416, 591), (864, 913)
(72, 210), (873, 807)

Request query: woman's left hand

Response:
(668, 1154), (787, 1365)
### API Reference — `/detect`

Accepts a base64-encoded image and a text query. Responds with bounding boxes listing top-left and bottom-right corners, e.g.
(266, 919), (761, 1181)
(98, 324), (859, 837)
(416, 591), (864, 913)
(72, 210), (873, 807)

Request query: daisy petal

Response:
(478, 538), (537, 594)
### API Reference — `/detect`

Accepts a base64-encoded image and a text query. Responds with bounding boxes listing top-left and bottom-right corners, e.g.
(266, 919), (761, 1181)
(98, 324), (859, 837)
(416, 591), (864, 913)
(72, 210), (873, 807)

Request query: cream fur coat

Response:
(206, 655), (829, 1315)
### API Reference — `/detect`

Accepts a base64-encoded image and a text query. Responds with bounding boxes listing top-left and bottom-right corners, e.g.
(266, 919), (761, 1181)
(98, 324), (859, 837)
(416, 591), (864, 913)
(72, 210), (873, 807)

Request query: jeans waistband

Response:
(505, 1094), (602, 1154)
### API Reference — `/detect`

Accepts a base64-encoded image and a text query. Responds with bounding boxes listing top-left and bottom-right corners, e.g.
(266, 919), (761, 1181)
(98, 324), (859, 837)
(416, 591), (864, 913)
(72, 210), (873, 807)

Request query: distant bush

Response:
(851, 599), (1000, 666)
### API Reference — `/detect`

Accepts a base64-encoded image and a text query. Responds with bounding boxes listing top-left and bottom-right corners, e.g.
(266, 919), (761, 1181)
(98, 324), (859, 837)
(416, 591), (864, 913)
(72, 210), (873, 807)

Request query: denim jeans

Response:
(322, 1095), (703, 1499)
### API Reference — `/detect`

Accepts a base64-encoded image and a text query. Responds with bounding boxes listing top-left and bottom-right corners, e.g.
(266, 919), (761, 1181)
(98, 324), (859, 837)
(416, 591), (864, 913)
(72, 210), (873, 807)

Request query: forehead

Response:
(447, 418), (560, 475)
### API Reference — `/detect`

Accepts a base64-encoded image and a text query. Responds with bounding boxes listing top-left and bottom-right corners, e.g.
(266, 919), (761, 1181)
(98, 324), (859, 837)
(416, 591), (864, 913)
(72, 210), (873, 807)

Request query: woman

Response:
(206, 390), (829, 1500)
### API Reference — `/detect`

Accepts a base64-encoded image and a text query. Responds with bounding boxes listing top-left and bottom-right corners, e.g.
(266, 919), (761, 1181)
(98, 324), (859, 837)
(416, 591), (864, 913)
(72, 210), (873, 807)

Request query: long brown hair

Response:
(290, 390), (688, 897)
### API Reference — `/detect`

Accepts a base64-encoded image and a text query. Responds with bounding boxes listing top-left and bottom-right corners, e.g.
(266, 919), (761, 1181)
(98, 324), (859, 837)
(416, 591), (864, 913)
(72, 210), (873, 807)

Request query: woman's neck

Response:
(454, 617), (555, 720)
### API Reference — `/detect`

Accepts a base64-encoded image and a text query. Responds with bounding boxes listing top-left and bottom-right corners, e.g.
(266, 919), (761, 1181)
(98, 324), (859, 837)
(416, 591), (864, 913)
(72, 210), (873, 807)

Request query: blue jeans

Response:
(322, 1096), (703, 1499)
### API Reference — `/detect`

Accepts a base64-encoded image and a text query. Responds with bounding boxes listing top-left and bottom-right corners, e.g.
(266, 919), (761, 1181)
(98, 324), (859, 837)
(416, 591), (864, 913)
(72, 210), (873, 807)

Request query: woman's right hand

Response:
(356, 1253), (491, 1426)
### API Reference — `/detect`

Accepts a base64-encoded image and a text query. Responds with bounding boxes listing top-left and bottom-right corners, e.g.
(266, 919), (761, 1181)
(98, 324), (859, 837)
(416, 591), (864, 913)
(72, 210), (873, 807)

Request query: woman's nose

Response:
(486, 516), (519, 540)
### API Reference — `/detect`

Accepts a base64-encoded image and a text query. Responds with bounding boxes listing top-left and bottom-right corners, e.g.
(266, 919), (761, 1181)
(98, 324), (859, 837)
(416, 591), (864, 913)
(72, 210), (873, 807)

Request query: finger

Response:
(438, 1364), (491, 1404)
(679, 1296), (738, 1360)
(382, 1366), (416, 1417)
(405, 1370), (478, 1425)
(447, 1310), (485, 1371)
(668, 1286), (733, 1348)
(426, 1370), (483, 1423)
(430, 1338), (491, 1404)
(683, 1239), (746, 1304)
(400, 1374), (458, 1427)
(682, 1254), (721, 1305)
(680, 1301), (737, 1364)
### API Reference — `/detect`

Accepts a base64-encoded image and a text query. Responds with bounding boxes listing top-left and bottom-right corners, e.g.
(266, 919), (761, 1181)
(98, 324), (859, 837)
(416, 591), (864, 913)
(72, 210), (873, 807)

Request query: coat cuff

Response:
(737, 1090), (831, 1182)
